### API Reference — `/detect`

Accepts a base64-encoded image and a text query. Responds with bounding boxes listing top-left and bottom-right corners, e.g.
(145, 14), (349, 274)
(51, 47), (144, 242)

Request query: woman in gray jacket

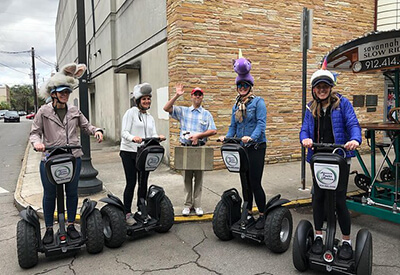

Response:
(29, 63), (103, 245)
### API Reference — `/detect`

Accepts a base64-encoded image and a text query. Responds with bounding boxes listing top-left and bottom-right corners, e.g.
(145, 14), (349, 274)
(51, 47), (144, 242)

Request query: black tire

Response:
(292, 220), (314, 272)
(355, 229), (373, 275)
(264, 207), (293, 253)
(354, 174), (371, 192)
(85, 209), (104, 254)
(380, 167), (392, 182)
(212, 200), (233, 241)
(101, 205), (126, 248)
(16, 220), (38, 269)
(155, 195), (174, 233)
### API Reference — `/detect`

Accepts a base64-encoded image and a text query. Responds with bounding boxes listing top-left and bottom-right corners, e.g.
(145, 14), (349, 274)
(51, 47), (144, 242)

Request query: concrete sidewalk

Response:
(14, 138), (376, 222)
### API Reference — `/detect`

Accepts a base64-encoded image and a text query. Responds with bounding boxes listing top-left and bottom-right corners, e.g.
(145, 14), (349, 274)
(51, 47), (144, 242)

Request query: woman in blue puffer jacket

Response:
(300, 67), (361, 261)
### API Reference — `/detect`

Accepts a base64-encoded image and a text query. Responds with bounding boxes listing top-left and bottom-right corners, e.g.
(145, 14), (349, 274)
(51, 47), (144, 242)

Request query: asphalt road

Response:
(0, 119), (399, 274)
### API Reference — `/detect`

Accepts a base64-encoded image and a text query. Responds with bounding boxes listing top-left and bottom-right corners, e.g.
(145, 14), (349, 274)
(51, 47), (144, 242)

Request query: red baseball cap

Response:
(191, 87), (204, 95)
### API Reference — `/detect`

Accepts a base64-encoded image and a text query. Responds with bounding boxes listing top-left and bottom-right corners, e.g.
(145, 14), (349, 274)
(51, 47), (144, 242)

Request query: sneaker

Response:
(67, 224), (80, 239)
(338, 242), (353, 260)
(195, 207), (204, 216)
(182, 207), (191, 216)
(42, 227), (54, 244)
(255, 215), (265, 230)
(311, 236), (324, 254)
(125, 213), (136, 226)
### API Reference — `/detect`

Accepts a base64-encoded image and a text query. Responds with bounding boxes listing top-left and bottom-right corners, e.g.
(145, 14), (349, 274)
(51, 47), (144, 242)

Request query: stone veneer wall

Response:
(167, 0), (383, 169)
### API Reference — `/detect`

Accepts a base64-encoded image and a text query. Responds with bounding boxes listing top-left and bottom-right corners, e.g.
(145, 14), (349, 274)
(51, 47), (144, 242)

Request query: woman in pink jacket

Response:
(29, 63), (103, 245)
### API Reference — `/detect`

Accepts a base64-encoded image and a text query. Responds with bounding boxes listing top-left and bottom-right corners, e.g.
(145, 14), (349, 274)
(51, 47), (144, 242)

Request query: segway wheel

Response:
(355, 229), (373, 275)
(155, 195), (174, 233)
(101, 205), (126, 248)
(264, 206), (293, 253)
(85, 209), (104, 254)
(380, 167), (392, 182)
(16, 219), (38, 269)
(292, 220), (314, 272)
(212, 200), (233, 241)
(354, 174), (371, 192)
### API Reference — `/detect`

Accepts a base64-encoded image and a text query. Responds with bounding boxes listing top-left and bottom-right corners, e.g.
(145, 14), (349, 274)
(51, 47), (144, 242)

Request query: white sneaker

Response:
(182, 207), (190, 216)
(195, 207), (203, 216)
(125, 213), (136, 226)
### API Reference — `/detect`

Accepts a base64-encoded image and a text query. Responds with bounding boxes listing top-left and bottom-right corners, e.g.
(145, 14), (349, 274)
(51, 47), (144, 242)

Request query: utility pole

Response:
(76, 0), (102, 195)
(300, 8), (312, 191)
(31, 47), (38, 113)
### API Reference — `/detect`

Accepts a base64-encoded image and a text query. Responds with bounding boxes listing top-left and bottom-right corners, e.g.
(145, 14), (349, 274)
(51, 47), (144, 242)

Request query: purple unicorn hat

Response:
(233, 49), (254, 85)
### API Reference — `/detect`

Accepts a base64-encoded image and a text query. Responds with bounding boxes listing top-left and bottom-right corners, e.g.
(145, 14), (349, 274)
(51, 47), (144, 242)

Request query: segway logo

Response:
(317, 168), (336, 184)
(314, 163), (340, 190)
(50, 161), (74, 184)
(145, 153), (163, 171)
(55, 166), (71, 178)
(222, 151), (240, 172)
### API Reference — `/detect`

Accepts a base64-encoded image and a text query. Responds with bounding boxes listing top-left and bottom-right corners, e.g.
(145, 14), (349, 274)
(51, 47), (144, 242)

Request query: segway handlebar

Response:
(133, 137), (165, 143)
(34, 145), (82, 152)
(217, 137), (253, 144)
(312, 143), (346, 149)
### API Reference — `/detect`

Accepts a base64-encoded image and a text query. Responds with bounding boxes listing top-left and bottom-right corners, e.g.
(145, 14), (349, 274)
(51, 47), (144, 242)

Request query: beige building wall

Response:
(55, 0), (169, 142)
(0, 84), (10, 104)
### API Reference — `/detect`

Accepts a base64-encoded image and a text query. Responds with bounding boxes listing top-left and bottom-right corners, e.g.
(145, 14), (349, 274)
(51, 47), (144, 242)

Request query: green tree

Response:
(0, 101), (11, 110)
(9, 84), (44, 112)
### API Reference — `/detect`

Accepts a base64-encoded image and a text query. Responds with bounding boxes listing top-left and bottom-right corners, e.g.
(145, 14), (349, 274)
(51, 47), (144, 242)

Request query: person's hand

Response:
(218, 136), (225, 142)
(302, 138), (313, 148)
(175, 83), (184, 97)
(94, 131), (103, 143)
(241, 136), (252, 143)
(132, 136), (142, 143)
(159, 135), (166, 141)
(189, 133), (200, 145)
(344, 140), (359, 151)
(34, 143), (45, 152)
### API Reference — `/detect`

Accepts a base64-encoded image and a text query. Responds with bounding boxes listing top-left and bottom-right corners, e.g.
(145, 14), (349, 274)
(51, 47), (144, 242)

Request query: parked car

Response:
(0, 110), (8, 120)
(4, 110), (20, 123)
(26, 112), (36, 120)
(18, 111), (27, 116)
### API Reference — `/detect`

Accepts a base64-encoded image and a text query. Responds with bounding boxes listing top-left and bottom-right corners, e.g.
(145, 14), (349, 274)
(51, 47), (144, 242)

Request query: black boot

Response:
(67, 224), (80, 239)
(42, 227), (54, 244)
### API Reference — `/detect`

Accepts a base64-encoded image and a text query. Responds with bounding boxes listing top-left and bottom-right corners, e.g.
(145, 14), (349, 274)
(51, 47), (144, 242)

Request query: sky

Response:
(0, 0), (59, 88)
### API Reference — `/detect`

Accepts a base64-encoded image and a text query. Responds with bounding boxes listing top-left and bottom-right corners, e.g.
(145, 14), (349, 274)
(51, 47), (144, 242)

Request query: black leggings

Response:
(240, 143), (267, 213)
(312, 165), (351, 235)
(120, 150), (149, 214)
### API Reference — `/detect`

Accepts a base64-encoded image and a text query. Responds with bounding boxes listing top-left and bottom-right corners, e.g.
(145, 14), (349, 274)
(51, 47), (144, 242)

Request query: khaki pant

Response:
(183, 170), (203, 208)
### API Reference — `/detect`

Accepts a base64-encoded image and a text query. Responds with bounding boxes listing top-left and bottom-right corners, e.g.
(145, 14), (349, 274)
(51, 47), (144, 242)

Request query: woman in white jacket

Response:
(120, 83), (165, 225)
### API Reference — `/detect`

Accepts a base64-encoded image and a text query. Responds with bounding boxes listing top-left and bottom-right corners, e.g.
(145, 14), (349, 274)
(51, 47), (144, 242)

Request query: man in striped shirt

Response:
(164, 83), (217, 216)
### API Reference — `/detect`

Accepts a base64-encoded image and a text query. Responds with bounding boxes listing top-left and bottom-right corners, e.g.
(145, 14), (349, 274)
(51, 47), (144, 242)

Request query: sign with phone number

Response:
(352, 54), (400, 73)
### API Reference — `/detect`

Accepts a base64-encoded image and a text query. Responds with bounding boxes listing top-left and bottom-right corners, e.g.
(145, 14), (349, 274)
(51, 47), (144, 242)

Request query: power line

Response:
(35, 55), (56, 68)
(0, 62), (28, 75)
(0, 50), (31, 54)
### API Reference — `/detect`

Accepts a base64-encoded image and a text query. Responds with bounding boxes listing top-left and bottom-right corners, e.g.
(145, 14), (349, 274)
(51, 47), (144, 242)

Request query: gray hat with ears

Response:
(133, 83), (152, 100)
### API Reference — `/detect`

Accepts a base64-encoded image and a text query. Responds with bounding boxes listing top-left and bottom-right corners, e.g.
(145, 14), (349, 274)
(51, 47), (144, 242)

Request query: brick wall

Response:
(167, 0), (383, 169)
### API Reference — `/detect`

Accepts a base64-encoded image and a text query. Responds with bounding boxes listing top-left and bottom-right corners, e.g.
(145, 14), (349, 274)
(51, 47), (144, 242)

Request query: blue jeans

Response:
(40, 158), (81, 227)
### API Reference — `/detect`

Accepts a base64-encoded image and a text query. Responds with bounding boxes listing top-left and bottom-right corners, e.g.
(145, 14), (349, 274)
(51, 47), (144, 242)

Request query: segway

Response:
(292, 143), (373, 274)
(212, 138), (293, 253)
(100, 137), (174, 248)
(16, 145), (104, 269)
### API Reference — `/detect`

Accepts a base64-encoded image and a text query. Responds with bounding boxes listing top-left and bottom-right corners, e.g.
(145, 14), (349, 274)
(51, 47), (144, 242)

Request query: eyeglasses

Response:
(237, 83), (250, 89)
(193, 92), (203, 97)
